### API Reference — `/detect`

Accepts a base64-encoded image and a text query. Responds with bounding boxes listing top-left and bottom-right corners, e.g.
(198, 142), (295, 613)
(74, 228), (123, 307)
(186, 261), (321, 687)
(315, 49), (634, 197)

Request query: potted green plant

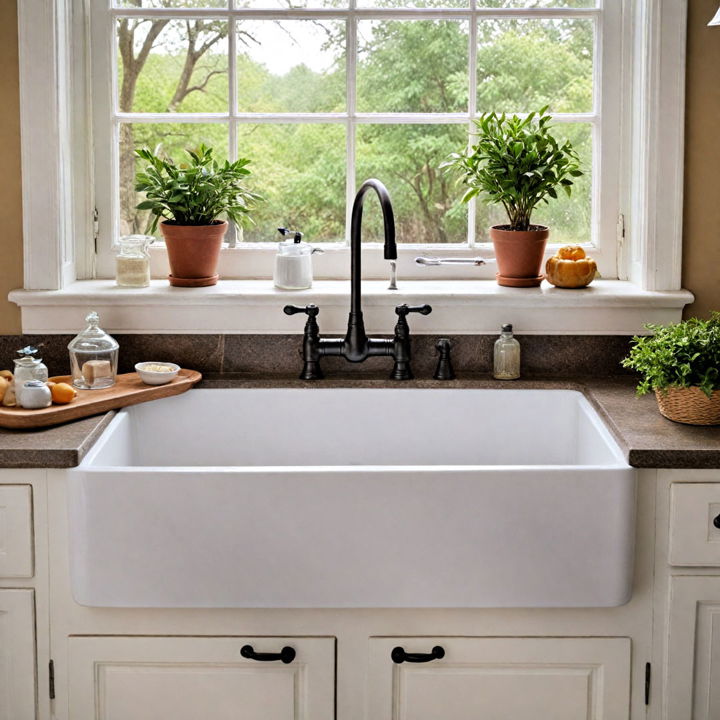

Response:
(134, 144), (259, 287)
(622, 314), (720, 425)
(444, 107), (583, 287)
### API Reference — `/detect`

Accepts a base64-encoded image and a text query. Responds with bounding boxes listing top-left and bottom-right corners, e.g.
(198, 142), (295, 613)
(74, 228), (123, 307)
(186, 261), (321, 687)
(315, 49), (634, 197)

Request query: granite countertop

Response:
(1, 375), (719, 469)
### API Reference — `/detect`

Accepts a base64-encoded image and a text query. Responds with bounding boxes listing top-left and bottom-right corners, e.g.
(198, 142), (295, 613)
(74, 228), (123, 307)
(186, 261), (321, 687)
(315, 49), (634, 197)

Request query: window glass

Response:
(238, 124), (346, 243)
(474, 122), (592, 244)
(477, 18), (594, 114)
(120, 122), (229, 236)
(357, 124), (467, 244)
(236, 20), (345, 113)
(116, 19), (229, 113)
(357, 20), (469, 113)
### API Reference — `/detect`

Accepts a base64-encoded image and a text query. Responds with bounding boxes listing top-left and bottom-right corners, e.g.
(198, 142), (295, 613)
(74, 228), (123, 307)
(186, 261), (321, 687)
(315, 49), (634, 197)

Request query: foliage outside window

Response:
(111, 0), (597, 247)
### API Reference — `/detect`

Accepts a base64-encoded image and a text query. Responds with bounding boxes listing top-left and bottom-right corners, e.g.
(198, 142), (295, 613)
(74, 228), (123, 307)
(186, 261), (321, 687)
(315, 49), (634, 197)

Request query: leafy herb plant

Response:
(443, 107), (583, 231)
(622, 314), (720, 397)
(135, 144), (260, 234)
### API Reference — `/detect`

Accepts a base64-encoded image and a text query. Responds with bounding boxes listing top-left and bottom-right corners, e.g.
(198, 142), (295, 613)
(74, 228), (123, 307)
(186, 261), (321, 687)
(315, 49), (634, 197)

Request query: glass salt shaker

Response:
(68, 312), (119, 390)
(13, 346), (48, 407)
(116, 235), (152, 288)
(493, 323), (521, 380)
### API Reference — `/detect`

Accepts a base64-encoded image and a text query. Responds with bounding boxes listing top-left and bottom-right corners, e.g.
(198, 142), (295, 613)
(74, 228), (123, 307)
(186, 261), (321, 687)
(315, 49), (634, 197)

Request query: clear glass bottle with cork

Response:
(493, 323), (521, 380)
(68, 312), (119, 389)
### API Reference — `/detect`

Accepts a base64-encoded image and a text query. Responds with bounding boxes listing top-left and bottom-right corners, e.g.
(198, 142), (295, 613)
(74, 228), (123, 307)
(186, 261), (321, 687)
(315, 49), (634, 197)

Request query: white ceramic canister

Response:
(274, 230), (315, 290)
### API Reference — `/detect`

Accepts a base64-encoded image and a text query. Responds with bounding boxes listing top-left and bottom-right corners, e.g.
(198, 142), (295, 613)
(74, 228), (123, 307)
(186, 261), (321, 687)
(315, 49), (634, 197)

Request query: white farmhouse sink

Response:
(68, 388), (636, 608)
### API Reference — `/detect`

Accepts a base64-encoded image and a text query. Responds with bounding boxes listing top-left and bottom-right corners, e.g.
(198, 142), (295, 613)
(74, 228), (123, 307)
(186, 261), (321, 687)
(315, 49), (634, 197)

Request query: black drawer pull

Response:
(713, 514), (720, 529)
(391, 645), (445, 664)
(240, 644), (296, 664)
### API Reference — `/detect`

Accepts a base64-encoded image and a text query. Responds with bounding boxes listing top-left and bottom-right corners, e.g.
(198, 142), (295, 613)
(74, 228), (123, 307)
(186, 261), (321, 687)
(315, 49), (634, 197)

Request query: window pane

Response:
(477, 18), (594, 114)
(115, 1), (227, 7)
(237, 0), (347, 7)
(474, 122), (592, 245)
(119, 122), (229, 237)
(117, 19), (228, 113)
(476, 0), (594, 6)
(357, 124), (467, 244)
(357, 21), (468, 113)
(237, 124), (346, 243)
(358, 0), (468, 8)
(236, 21), (345, 113)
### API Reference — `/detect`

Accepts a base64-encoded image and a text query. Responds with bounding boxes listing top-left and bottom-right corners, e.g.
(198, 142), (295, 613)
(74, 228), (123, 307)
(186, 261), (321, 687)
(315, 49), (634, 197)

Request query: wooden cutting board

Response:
(0, 369), (202, 429)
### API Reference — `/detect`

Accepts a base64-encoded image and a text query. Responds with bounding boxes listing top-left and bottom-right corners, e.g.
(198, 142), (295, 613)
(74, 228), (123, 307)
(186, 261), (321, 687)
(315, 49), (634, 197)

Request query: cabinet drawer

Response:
(670, 483), (720, 566)
(69, 635), (335, 720)
(0, 485), (33, 577)
(368, 636), (630, 720)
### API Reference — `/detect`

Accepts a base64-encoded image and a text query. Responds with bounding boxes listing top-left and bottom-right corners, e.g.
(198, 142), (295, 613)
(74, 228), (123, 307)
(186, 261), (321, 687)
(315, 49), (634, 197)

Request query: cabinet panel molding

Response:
(670, 484), (720, 566)
(367, 636), (631, 720)
(68, 635), (335, 720)
(667, 576), (720, 720)
(0, 589), (36, 720)
(0, 485), (33, 578)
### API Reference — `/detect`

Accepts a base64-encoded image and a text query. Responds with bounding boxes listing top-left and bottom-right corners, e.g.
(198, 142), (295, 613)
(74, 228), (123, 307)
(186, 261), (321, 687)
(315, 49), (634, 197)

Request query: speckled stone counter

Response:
(0, 375), (718, 469)
(0, 412), (114, 468)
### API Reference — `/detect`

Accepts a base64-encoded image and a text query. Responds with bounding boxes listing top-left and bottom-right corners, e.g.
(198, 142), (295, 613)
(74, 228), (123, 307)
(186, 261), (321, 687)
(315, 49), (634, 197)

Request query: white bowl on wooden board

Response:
(134, 362), (180, 385)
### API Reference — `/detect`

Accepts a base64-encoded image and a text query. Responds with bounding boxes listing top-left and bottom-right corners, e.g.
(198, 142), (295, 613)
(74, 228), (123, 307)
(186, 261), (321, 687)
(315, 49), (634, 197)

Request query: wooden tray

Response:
(0, 369), (202, 429)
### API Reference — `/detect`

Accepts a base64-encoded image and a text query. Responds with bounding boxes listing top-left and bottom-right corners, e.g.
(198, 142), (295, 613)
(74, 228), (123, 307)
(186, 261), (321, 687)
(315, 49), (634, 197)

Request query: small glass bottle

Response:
(493, 324), (521, 380)
(116, 235), (151, 288)
(13, 346), (49, 407)
(68, 311), (119, 390)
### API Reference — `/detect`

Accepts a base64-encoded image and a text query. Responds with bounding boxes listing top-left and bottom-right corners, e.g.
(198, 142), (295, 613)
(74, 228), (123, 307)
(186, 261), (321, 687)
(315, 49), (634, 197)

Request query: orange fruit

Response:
(51, 382), (77, 404)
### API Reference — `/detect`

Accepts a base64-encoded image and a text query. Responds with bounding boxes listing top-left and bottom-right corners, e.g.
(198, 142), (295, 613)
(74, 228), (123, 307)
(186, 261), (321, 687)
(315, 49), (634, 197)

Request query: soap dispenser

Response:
(493, 324), (521, 380)
(274, 228), (314, 290)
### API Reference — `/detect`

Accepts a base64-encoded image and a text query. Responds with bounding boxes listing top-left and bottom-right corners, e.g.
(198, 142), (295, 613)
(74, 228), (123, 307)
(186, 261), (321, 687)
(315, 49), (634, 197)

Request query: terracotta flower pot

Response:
(160, 220), (228, 287)
(489, 225), (549, 288)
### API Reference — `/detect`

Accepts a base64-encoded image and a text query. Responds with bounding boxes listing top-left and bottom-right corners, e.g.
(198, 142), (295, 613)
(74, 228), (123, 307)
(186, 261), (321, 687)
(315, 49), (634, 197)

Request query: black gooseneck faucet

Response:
(284, 178), (432, 380)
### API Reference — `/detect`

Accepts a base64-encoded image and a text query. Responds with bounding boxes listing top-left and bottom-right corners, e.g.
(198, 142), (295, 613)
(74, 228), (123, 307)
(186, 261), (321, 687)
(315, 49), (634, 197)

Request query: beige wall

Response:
(0, 1), (22, 334)
(0, 3), (716, 332)
(683, 0), (720, 319)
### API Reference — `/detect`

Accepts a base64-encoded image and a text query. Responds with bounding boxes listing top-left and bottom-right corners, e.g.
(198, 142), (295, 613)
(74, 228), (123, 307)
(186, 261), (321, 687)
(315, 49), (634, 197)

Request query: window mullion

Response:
(346, 3), (358, 248)
(227, 9), (238, 247)
(467, 0), (478, 249)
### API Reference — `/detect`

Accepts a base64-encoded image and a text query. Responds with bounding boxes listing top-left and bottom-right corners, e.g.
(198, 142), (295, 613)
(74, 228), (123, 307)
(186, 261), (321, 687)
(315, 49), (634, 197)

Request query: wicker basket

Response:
(655, 386), (720, 426)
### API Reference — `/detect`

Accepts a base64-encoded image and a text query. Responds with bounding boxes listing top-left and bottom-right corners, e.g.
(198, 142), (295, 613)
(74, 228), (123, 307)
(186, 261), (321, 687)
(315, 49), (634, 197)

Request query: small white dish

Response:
(135, 362), (180, 385)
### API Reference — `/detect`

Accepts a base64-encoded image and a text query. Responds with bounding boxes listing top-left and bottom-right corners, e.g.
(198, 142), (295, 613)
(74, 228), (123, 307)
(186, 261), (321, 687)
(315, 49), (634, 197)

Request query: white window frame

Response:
(90, 0), (622, 281)
(15, 0), (687, 291)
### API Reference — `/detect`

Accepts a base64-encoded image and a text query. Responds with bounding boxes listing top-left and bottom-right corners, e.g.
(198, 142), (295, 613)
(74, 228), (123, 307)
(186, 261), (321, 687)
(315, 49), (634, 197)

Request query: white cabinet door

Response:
(368, 637), (630, 720)
(666, 576), (720, 720)
(68, 636), (335, 720)
(0, 589), (36, 720)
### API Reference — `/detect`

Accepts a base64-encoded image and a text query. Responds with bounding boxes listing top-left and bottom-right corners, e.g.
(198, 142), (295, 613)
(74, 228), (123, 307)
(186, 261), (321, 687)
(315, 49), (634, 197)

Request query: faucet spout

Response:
(346, 179), (397, 358)
(284, 178), (431, 378)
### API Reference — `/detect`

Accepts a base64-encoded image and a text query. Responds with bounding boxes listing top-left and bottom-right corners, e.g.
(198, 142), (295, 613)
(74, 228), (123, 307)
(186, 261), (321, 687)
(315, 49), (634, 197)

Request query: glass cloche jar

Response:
(68, 311), (119, 390)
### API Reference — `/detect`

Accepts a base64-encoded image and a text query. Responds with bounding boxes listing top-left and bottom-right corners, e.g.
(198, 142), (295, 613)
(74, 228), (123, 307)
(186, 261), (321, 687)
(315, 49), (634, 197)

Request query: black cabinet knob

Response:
(391, 645), (445, 664)
(713, 514), (720, 529)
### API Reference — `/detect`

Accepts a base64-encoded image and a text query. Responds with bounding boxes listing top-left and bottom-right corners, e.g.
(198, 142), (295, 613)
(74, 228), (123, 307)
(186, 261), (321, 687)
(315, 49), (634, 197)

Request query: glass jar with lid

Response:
(13, 346), (48, 407)
(116, 235), (152, 288)
(68, 311), (119, 389)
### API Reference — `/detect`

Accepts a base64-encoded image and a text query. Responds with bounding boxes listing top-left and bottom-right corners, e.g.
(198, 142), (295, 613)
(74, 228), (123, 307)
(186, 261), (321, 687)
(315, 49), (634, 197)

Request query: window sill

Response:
(9, 279), (693, 335)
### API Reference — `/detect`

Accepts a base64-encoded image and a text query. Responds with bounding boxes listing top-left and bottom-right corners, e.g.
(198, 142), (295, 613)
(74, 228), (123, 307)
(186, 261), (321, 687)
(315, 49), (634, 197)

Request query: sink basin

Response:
(68, 388), (636, 608)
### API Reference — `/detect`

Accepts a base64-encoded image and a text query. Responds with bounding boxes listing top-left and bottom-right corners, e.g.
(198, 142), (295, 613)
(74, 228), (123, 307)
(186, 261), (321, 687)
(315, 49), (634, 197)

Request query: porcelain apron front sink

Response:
(68, 388), (636, 608)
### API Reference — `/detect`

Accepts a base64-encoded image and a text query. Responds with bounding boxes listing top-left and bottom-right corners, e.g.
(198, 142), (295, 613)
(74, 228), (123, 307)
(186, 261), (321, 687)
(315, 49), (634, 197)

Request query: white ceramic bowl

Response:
(135, 362), (180, 385)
